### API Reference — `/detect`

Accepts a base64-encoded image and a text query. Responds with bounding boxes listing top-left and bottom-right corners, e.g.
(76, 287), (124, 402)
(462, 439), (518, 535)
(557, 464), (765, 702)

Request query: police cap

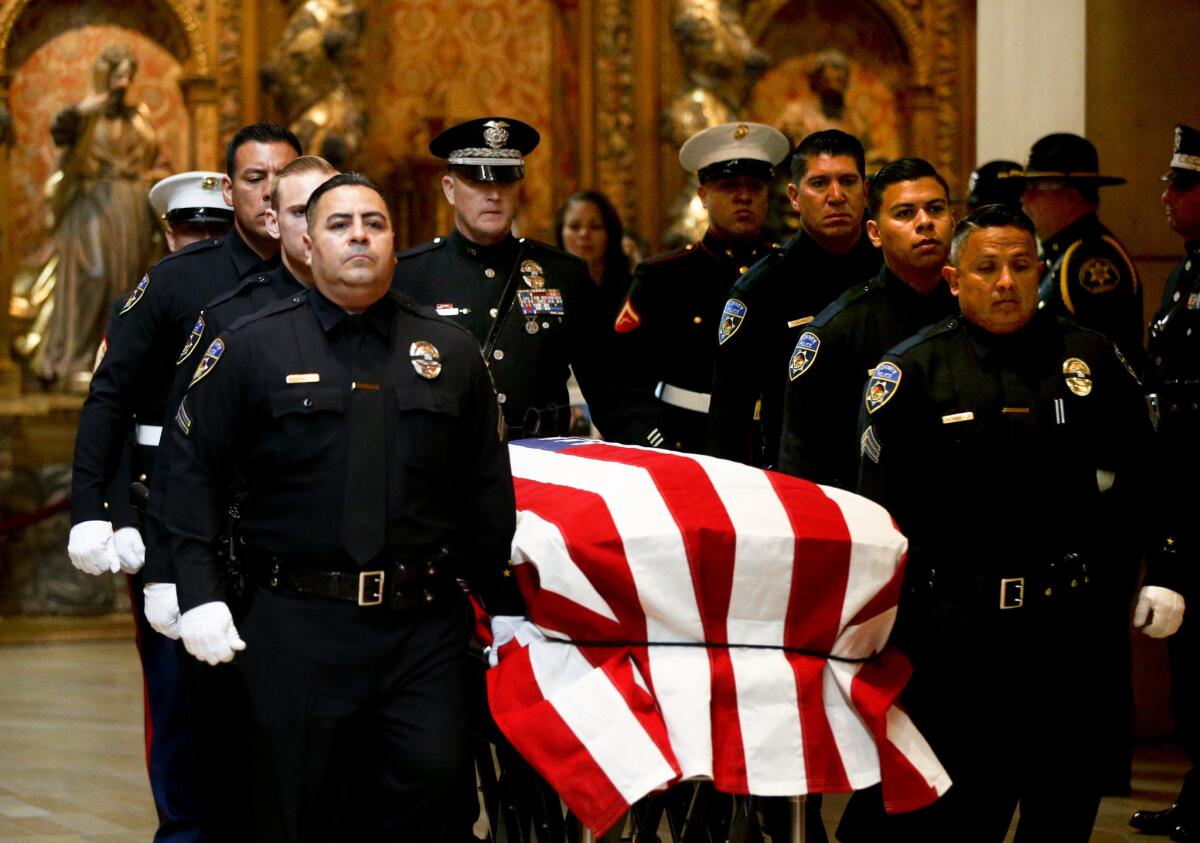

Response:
(1021, 133), (1125, 186)
(1163, 124), (1200, 184)
(679, 122), (790, 184)
(148, 171), (234, 225)
(430, 117), (540, 182)
(966, 160), (1024, 210)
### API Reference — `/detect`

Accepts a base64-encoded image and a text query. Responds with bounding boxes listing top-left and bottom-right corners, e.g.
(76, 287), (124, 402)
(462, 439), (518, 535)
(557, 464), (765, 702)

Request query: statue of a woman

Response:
(28, 45), (161, 390)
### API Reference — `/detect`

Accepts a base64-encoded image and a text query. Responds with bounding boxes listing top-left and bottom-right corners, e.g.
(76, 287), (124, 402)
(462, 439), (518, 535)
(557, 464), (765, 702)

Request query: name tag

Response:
(517, 288), (565, 316)
(1002, 407), (1030, 414)
(436, 304), (470, 316)
(942, 411), (974, 424)
(787, 316), (814, 328)
(286, 373), (320, 384)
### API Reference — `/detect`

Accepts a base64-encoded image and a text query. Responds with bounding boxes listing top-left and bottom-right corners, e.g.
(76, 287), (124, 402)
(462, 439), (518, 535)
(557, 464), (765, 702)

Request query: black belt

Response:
(917, 552), (1093, 611)
(246, 547), (452, 610)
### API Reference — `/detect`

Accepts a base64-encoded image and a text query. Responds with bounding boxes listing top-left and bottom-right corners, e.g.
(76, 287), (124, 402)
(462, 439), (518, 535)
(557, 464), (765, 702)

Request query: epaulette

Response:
(223, 291), (307, 334)
(205, 271), (271, 312)
(389, 290), (483, 345)
(395, 238), (445, 260)
(810, 278), (879, 329)
(640, 242), (698, 268)
(152, 236), (223, 270)
(887, 315), (960, 357)
(729, 245), (787, 295)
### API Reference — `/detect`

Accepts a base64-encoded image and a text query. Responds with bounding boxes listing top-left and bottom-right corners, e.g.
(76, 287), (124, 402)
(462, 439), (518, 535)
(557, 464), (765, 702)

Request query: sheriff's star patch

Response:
(1078, 256), (1120, 294)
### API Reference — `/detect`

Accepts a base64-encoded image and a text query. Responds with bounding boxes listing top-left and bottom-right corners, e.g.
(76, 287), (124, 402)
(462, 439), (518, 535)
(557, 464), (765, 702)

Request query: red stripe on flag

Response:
(769, 471), (853, 790)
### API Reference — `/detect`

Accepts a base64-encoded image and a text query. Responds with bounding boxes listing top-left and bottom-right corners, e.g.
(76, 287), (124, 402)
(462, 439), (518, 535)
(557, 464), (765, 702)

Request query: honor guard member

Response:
(777, 157), (957, 488)
(142, 156), (336, 636)
(67, 123), (301, 842)
(166, 174), (522, 840)
(1020, 133), (1143, 360)
(1130, 124), (1200, 843)
(965, 160), (1024, 212)
(614, 121), (787, 453)
(151, 168), (237, 251)
(705, 129), (881, 466)
(393, 117), (618, 440)
(846, 206), (1185, 843)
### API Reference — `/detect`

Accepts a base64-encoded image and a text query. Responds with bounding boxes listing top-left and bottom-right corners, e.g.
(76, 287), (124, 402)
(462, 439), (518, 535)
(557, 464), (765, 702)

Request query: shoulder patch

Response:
(865, 361), (902, 414)
(788, 331), (820, 380)
(188, 338), (225, 388)
(395, 238), (445, 260)
(717, 299), (747, 345)
(177, 315), (206, 366)
(1077, 255), (1121, 295)
(860, 425), (881, 464)
(119, 275), (150, 316)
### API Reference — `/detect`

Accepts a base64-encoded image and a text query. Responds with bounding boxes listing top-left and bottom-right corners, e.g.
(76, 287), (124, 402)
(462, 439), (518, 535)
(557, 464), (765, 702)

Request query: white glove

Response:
(68, 520), (120, 575)
(113, 527), (146, 574)
(143, 583), (181, 640)
(180, 601), (246, 665)
(1133, 585), (1185, 638)
(488, 614), (527, 668)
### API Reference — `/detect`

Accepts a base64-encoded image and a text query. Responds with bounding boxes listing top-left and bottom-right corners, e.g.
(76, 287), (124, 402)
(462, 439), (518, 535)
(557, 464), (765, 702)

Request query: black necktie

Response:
(340, 317), (386, 565)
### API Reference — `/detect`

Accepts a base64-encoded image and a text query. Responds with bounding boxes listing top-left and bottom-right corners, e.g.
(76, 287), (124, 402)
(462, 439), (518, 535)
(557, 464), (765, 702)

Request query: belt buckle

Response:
(358, 570), (385, 606)
(999, 576), (1025, 610)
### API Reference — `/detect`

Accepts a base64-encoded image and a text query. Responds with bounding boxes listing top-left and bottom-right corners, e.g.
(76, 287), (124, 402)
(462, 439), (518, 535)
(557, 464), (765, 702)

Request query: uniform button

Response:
(1174, 291), (1182, 302)
(138, 473), (148, 482)
(1189, 329), (1193, 337)
(693, 316), (702, 324)
(485, 268), (496, 278)
(292, 295), (302, 303)
(303, 398), (313, 408)
(1044, 587), (1053, 597)
(493, 349), (504, 360)
(739, 266), (748, 274)
(433, 236), (442, 243)
(1156, 356), (1164, 365)
(1187, 260), (1192, 271)
(497, 393), (507, 404)
(542, 321), (550, 328)
(490, 308), (498, 317)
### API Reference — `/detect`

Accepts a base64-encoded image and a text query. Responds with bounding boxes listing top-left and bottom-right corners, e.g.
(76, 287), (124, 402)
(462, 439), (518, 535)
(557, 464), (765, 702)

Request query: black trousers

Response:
(1171, 607), (1198, 815)
(235, 584), (474, 842)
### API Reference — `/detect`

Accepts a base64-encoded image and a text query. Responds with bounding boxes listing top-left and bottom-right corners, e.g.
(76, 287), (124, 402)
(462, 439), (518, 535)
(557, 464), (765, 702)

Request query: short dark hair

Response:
(554, 190), (629, 288)
(304, 172), (389, 230)
(867, 157), (949, 220)
(790, 129), (866, 181)
(948, 204), (1037, 266)
(225, 122), (303, 178)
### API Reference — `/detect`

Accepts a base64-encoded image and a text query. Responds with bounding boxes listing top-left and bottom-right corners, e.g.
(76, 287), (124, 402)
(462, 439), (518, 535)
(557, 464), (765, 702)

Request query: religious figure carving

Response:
(662, 0), (767, 246)
(261, 0), (366, 170)
(10, 45), (163, 390)
(777, 49), (872, 153)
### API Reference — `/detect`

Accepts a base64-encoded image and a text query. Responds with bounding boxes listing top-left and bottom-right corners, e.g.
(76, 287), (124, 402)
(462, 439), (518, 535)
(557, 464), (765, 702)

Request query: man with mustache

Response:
(849, 204), (1185, 842)
(166, 173), (520, 839)
(777, 156), (957, 488)
(613, 121), (788, 453)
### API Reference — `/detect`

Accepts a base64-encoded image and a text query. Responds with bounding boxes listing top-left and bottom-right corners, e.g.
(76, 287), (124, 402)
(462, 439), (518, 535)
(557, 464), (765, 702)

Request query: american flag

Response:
(486, 439), (949, 836)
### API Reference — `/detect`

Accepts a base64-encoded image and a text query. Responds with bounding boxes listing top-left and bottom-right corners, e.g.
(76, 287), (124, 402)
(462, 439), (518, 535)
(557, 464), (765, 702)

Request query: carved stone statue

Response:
(662, 0), (767, 246)
(778, 49), (872, 151)
(11, 45), (162, 390)
(261, 0), (366, 171)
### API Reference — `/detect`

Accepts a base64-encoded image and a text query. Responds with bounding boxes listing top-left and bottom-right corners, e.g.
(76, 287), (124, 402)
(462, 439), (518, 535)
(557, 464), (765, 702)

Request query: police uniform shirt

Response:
(776, 265), (957, 488)
(1037, 211), (1142, 362)
(705, 228), (881, 465)
(142, 264), (306, 583)
(71, 228), (276, 525)
(614, 230), (775, 452)
(393, 229), (614, 439)
(166, 287), (517, 615)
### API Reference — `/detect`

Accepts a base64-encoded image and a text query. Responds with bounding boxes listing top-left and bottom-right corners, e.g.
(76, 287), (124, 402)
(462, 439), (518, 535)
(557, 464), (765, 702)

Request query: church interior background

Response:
(0, 0), (1198, 741)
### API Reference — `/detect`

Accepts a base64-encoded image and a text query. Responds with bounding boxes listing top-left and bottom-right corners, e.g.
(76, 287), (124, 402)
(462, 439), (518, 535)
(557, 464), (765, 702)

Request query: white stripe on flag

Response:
(886, 706), (953, 796)
(513, 510), (619, 623)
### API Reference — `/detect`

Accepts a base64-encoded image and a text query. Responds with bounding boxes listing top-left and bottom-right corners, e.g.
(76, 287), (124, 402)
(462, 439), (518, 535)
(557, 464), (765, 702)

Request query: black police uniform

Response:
(166, 286), (519, 840)
(850, 313), (1178, 843)
(706, 229), (880, 466)
(1144, 238), (1200, 832)
(393, 229), (616, 440)
(776, 265), (956, 487)
(615, 230), (775, 453)
(1037, 212), (1143, 363)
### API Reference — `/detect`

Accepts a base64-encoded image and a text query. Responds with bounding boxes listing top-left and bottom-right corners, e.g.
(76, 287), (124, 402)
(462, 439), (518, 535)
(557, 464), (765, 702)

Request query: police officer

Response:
(965, 160), (1024, 212)
(705, 129), (881, 466)
(1020, 133), (1143, 359)
(1130, 124), (1200, 843)
(776, 157), (957, 487)
(143, 155), (336, 636)
(393, 117), (617, 440)
(167, 173), (521, 840)
(614, 121), (788, 453)
(849, 205), (1185, 843)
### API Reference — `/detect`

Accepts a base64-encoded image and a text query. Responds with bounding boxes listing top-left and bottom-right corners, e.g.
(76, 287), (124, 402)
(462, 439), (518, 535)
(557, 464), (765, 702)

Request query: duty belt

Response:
(655, 381), (711, 414)
(246, 547), (452, 610)
(919, 552), (1093, 611)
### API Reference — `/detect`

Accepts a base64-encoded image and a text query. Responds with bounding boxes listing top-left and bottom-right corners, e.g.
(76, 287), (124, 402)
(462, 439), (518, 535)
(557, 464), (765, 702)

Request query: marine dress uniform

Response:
(167, 286), (520, 840)
(855, 312), (1179, 842)
(705, 228), (880, 465)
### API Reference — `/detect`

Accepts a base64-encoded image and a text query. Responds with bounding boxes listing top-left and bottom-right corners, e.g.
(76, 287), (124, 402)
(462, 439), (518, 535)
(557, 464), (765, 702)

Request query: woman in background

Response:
(556, 190), (635, 323)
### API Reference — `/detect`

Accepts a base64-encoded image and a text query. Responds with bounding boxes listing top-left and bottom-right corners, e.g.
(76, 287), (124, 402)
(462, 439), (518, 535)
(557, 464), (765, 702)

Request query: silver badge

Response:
(520, 259), (545, 290)
(483, 120), (510, 150)
(410, 341), (442, 379)
(525, 319), (539, 334)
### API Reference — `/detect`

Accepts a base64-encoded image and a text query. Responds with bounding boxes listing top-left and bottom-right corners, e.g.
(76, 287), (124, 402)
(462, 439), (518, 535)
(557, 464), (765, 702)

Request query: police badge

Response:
(718, 299), (747, 345)
(788, 331), (820, 380)
(410, 341), (442, 379)
(1078, 256), (1119, 294)
(865, 361), (902, 414)
(177, 315), (206, 366)
(1062, 357), (1093, 396)
(520, 259), (546, 290)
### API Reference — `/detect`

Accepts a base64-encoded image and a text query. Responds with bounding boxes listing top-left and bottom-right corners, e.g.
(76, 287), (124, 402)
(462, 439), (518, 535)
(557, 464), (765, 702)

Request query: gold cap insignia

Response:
(410, 341), (442, 379)
(202, 176), (218, 190)
(1062, 357), (1092, 396)
(734, 123), (749, 140)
